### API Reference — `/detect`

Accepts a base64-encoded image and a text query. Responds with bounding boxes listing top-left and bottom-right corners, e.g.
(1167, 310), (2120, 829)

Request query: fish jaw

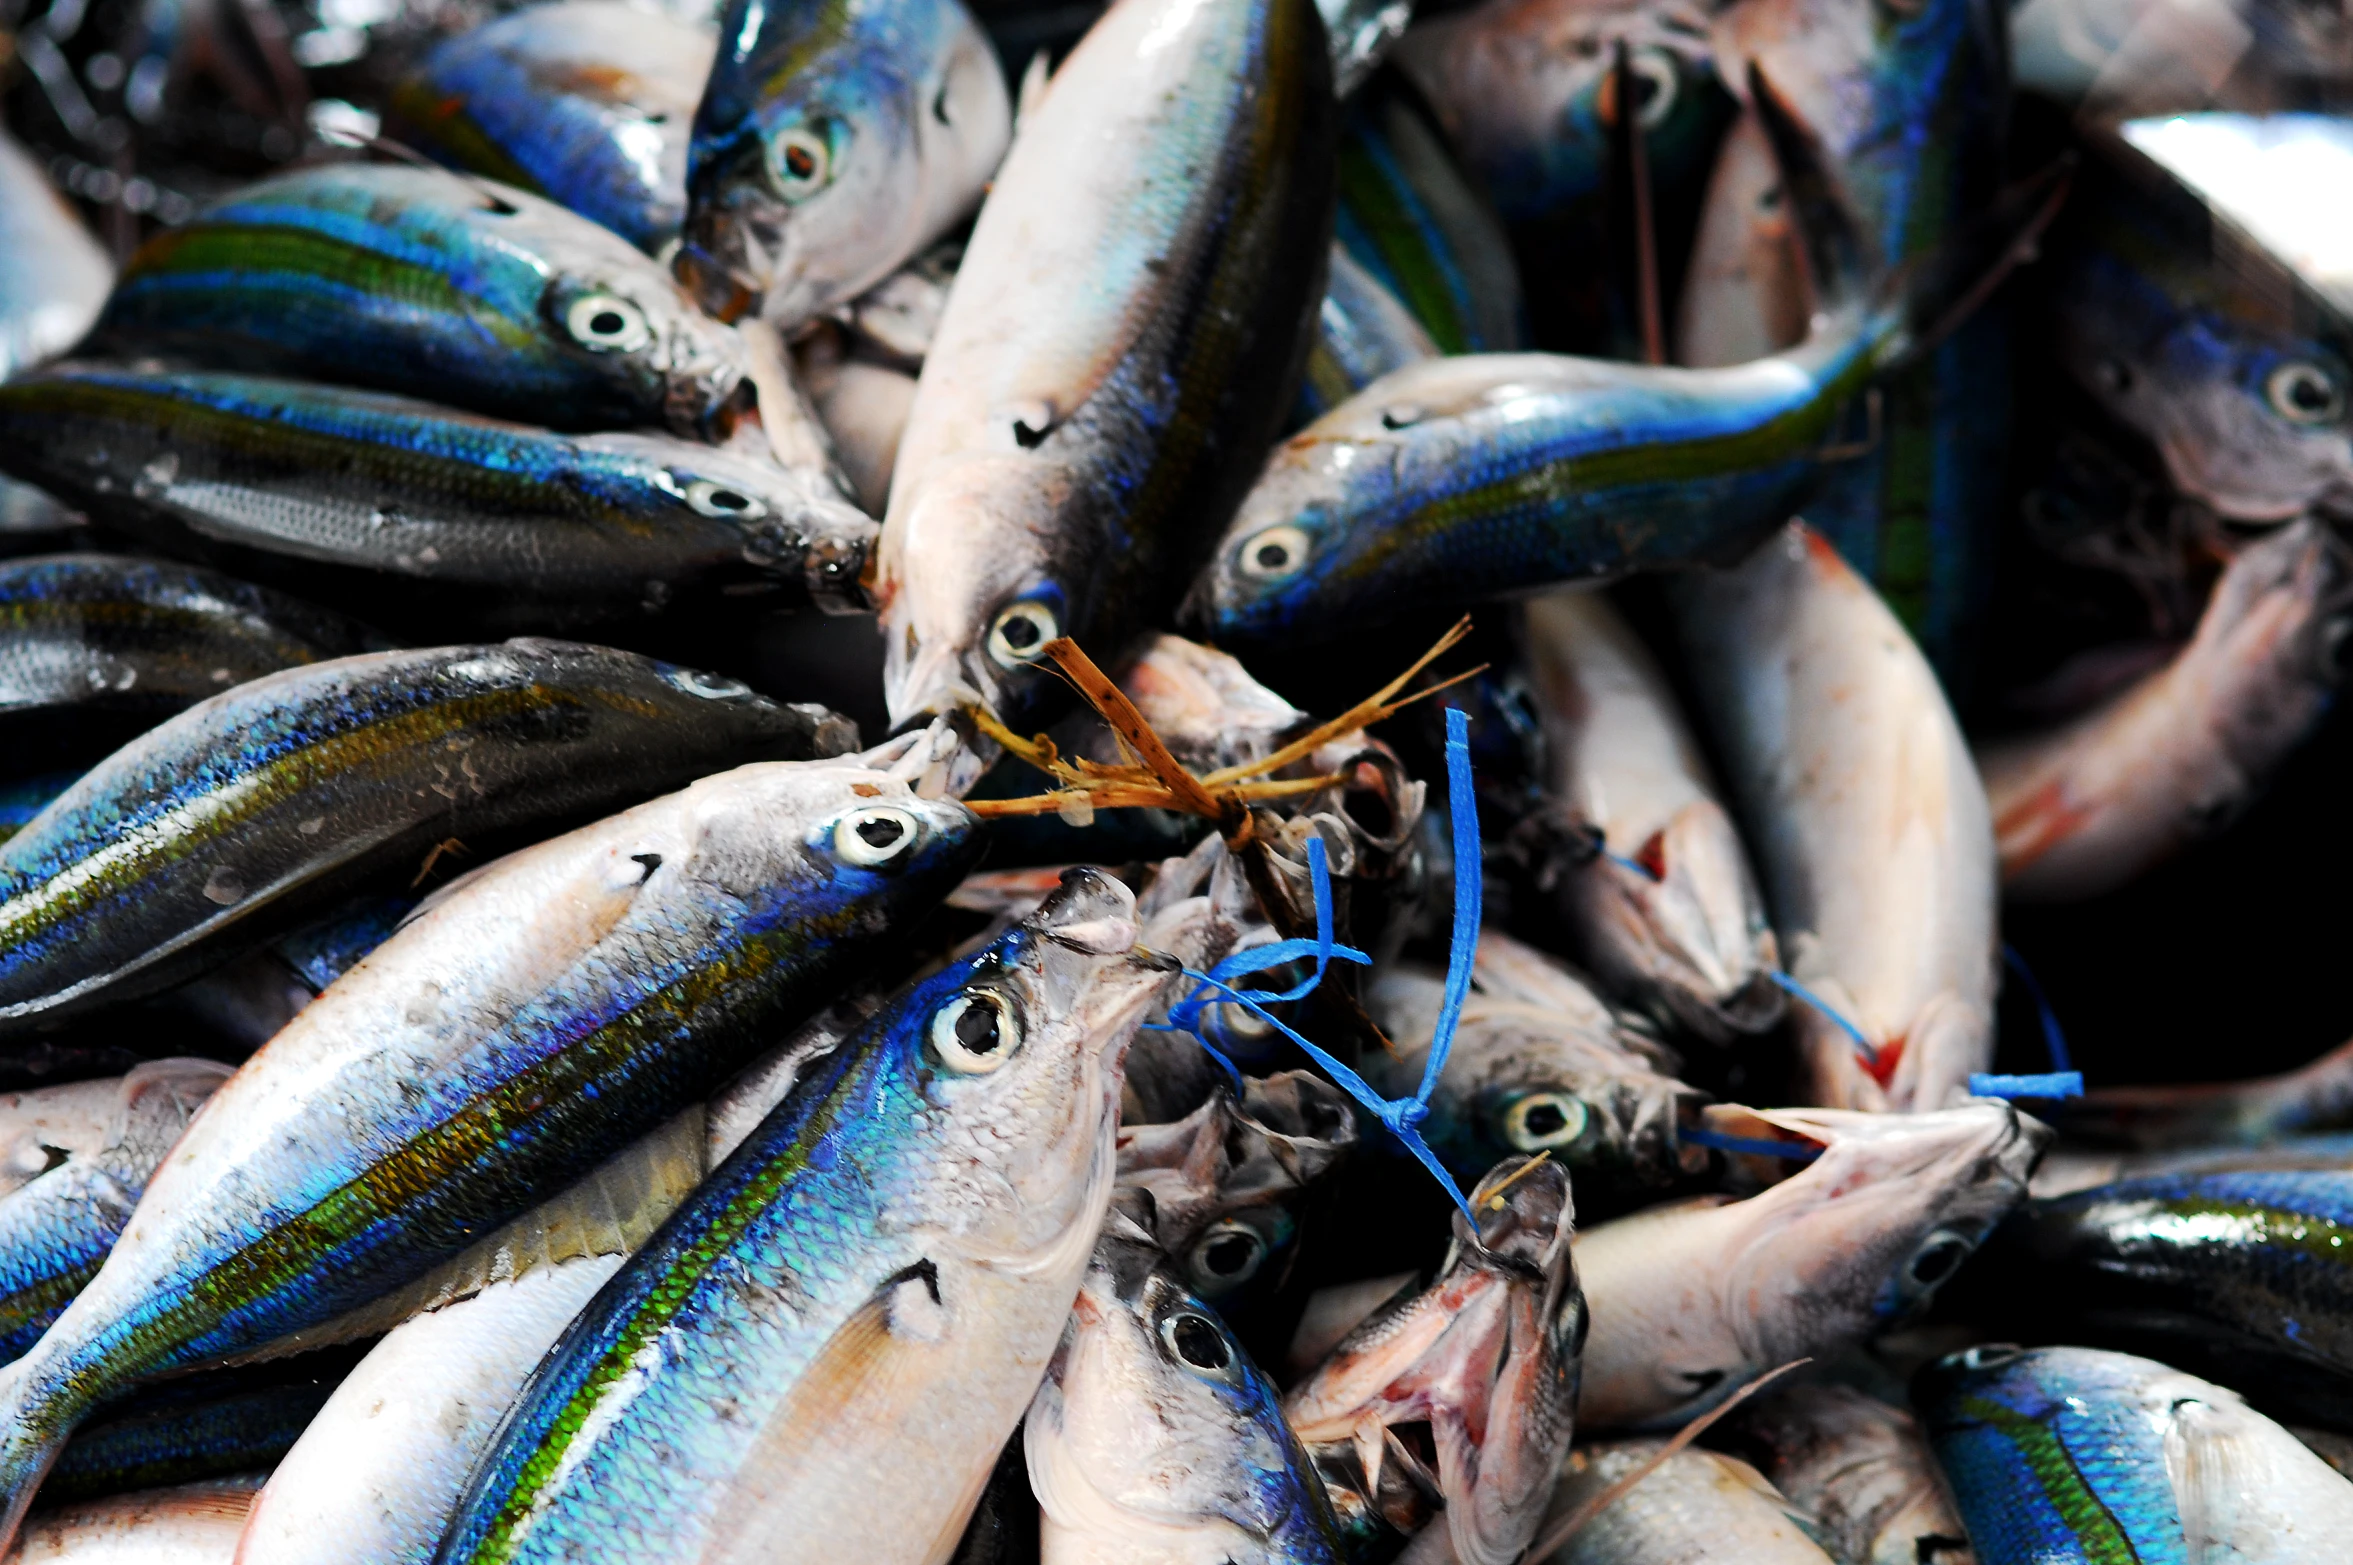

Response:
(1575, 1104), (2046, 1429)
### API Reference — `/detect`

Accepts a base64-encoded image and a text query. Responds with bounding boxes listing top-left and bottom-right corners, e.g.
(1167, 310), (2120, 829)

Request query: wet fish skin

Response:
(1574, 1103), (2045, 1430)
(1519, 589), (1782, 1042)
(0, 638), (855, 1033)
(1716, 1382), (1975, 1565)
(1026, 1217), (1344, 1563)
(1916, 1343), (2353, 1564)
(676, 0), (1012, 328)
(0, 366), (878, 628)
(0, 128), (111, 383)
(1286, 1157), (1583, 1565)
(0, 1061), (230, 1365)
(0, 754), (979, 1547)
(877, 0), (1338, 731)
(41, 1352), (349, 1504)
(3, 1475), (259, 1562)
(1185, 314), (1899, 647)
(1668, 524), (1996, 1112)
(0, 554), (378, 773)
(388, 0), (717, 254)
(95, 164), (748, 440)
(434, 869), (1204, 1564)
(1976, 1168), (2353, 1431)
(1982, 516), (2353, 903)
(1536, 1439), (1835, 1564)
(1298, 244), (1440, 426)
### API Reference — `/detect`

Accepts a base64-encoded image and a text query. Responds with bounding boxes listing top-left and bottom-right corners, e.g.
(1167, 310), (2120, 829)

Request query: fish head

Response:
(1030, 1219), (1331, 1554)
(1184, 418), (1399, 646)
(1114, 634), (1304, 774)
(590, 434), (879, 609)
(1115, 1071), (1358, 1311)
(534, 245), (755, 438)
(2126, 315), (2353, 521)
(677, 1), (1006, 328)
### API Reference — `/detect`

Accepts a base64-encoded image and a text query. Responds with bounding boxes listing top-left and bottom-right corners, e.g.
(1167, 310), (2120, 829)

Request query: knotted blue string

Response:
(1145, 707), (1485, 1221)
(1966, 946), (2084, 1100)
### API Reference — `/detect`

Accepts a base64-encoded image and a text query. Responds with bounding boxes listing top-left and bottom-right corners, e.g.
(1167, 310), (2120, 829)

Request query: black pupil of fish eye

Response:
(705, 488), (749, 511)
(954, 998), (1002, 1054)
(1630, 72), (1659, 108)
(855, 816), (903, 849)
(1522, 1100), (1568, 1138)
(1202, 1232), (1258, 1276)
(1911, 1238), (1966, 1285)
(785, 142), (819, 179)
(2289, 371), (2334, 412)
(1000, 612), (1042, 650)
(1254, 541), (1289, 569)
(1171, 1314), (1228, 1370)
(589, 310), (626, 336)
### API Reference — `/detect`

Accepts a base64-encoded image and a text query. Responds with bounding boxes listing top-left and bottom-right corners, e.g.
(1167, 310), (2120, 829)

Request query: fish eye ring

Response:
(930, 991), (1020, 1074)
(1187, 1220), (1268, 1291)
(987, 600), (1060, 668)
(1159, 1311), (1234, 1375)
(766, 125), (834, 200)
(1953, 1343), (2024, 1372)
(1501, 1092), (1589, 1152)
(683, 479), (769, 520)
(831, 805), (922, 869)
(1901, 1227), (1975, 1292)
(565, 293), (652, 353)
(1628, 49), (1679, 129)
(2266, 361), (2344, 425)
(1238, 525), (1311, 582)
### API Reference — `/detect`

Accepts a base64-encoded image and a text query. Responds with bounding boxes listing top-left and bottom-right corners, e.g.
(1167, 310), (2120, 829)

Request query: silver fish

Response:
(5, 1474), (260, 1562)
(1520, 588), (1783, 1041)
(1668, 524), (1998, 1112)
(1024, 1213), (1345, 1563)
(1535, 1441), (1835, 1564)
(1286, 1157), (1583, 1565)
(1979, 517), (2353, 902)
(1716, 1382), (1977, 1565)
(0, 129), (109, 382)
(1572, 1102), (2045, 1430)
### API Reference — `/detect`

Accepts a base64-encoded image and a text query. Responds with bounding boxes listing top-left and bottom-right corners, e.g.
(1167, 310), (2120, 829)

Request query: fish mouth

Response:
(672, 218), (766, 324)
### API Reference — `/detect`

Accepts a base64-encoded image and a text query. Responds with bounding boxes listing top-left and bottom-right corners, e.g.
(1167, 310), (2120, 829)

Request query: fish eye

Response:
(1953, 1343), (2024, 1372)
(765, 124), (834, 200)
(929, 990), (1021, 1074)
(830, 805), (922, 869)
(986, 600), (1060, 668)
(1904, 1228), (1975, 1289)
(1238, 525), (1310, 582)
(1186, 1220), (1268, 1295)
(1500, 1092), (1589, 1152)
(2266, 361), (2344, 425)
(1629, 49), (1678, 129)
(565, 293), (652, 353)
(1158, 1310), (1235, 1376)
(683, 478), (769, 519)
(663, 667), (751, 699)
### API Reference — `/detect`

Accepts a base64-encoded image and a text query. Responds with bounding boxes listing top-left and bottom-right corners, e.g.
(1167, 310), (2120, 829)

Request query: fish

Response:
(1518, 588), (1783, 1041)
(2045, 120), (2353, 525)
(1113, 635), (1308, 776)
(0, 554), (378, 775)
(0, 128), (111, 383)
(39, 1349), (354, 1504)
(1362, 940), (1706, 1201)
(876, 0), (1337, 731)
(0, 1060), (231, 1366)
(0, 750), (981, 1546)
(0, 638), (855, 1033)
(1573, 1102), (2045, 1430)
(1298, 243), (1441, 426)
(799, 328), (922, 514)
(1116, 1071), (1357, 1315)
(1533, 1440), (1836, 1564)
(0, 366), (878, 631)
(1674, 110), (1812, 371)
(1715, 1381), (1977, 1565)
(1666, 524), (1998, 1112)
(387, 0), (718, 254)
(2047, 1038), (2353, 1152)
(1980, 517), (2353, 901)
(1, 1475), (260, 1563)
(1285, 1156), (1583, 1565)
(1972, 1168), (2353, 1431)
(1915, 1343), (2353, 1564)
(674, 0), (1013, 327)
(1024, 1211), (1346, 1563)
(431, 868), (1209, 1563)
(0, 780), (68, 850)
(93, 163), (750, 440)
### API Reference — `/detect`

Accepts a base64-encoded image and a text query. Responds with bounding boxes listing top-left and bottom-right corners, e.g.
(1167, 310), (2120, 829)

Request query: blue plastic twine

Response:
(1965, 946), (2084, 1101)
(1681, 1128), (1824, 1162)
(1767, 969), (1878, 1066)
(1146, 706), (1484, 1221)
(2000, 943), (2073, 1073)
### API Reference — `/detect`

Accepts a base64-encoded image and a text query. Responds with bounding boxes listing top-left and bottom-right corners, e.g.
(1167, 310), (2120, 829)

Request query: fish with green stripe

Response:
(1915, 1343), (2353, 1563)
(434, 867), (1210, 1564)
(0, 366), (878, 631)
(0, 554), (379, 777)
(0, 741), (983, 1547)
(93, 164), (750, 439)
(0, 638), (853, 1034)
(877, 0), (1337, 730)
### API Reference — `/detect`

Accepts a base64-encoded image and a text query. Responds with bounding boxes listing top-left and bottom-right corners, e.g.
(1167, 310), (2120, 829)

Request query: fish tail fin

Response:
(1877, 155), (2076, 373)
(0, 1356), (74, 1551)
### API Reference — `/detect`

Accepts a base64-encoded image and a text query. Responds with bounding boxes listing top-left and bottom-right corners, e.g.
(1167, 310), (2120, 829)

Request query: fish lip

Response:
(673, 236), (761, 324)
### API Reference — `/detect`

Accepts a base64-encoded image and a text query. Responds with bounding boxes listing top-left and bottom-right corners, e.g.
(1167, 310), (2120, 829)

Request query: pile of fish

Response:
(0, 0), (2351, 1553)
